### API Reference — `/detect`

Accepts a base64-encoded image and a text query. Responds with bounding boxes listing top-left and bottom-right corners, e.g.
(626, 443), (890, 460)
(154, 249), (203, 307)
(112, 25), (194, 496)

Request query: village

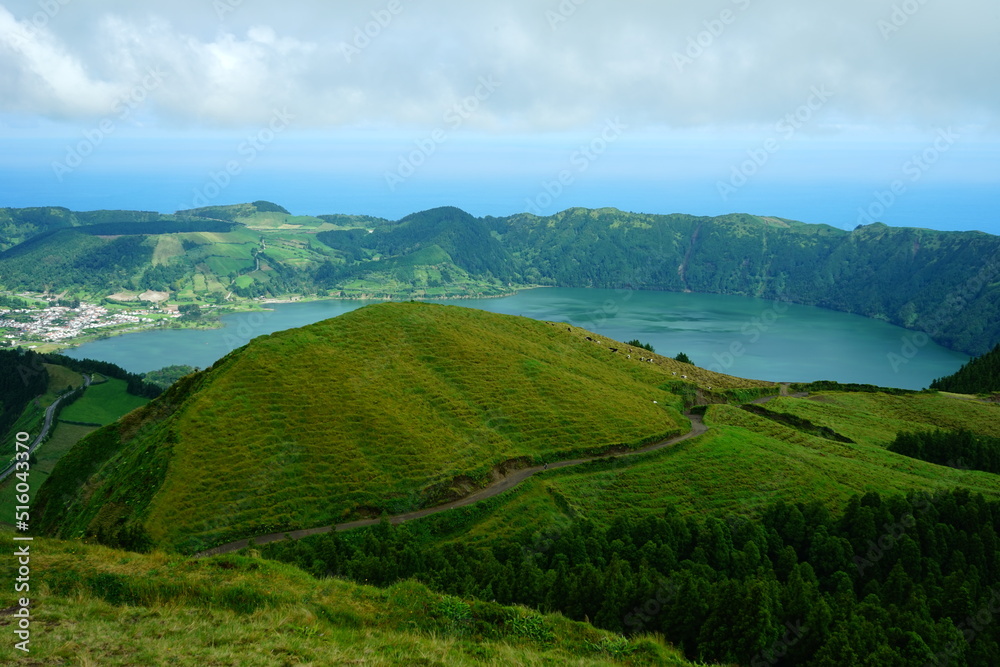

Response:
(0, 298), (180, 347)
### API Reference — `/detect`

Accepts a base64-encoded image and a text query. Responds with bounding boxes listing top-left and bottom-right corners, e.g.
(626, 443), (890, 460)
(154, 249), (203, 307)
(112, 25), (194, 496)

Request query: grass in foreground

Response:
(0, 535), (704, 666)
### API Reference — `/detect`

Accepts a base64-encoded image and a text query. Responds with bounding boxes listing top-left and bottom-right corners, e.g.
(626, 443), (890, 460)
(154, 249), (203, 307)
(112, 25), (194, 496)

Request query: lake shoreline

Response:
(62, 287), (969, 390)
(30, 287), (545, 354)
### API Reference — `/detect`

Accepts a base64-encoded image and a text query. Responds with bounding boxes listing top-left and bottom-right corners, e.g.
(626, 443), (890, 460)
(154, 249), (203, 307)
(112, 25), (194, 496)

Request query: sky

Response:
(0, 0), (998, 232)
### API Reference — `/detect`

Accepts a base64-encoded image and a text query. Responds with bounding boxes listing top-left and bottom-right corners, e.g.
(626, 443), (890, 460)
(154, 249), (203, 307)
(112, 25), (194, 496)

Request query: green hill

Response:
(0, 206), (165, 251)
(930, 343), (1000, 395)
(318, 206), (515, 280)
(0, 535), (700, 667)
(36, 302), (765, 553)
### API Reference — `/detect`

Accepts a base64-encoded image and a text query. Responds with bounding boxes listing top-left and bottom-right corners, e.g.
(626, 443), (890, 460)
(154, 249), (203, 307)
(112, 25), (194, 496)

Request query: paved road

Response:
(195, 412), (709, 558)
(0, 374), (90, 483)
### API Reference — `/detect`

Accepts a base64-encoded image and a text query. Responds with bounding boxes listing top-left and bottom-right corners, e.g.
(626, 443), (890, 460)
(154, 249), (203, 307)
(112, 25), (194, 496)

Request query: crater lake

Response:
(65, 288), (969, 390)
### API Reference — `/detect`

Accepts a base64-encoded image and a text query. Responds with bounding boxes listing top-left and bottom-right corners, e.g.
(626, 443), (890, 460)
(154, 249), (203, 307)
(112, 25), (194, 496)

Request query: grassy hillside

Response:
(0, 206), (163, 251)
(410, 391), (1000, 547)
(0, 203), (515, 302)
(0, 535), (701, 666)
(245, 388), (1000, 662)
(0, 422), (96, 520)
(37, 303), (766, 553)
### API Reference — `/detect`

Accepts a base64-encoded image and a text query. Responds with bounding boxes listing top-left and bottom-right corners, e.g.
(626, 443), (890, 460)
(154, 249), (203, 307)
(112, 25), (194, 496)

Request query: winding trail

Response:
(194, 412), (709, 558)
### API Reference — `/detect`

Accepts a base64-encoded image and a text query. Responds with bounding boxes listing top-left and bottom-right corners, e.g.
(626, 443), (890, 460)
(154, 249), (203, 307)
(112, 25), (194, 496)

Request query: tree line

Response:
(890, 429), (1000, 475)
(40, 353), (162, 399)
(931, 344), (1000, 395)
(261, 488), (1000, 666)
(0, 349), (49, 439)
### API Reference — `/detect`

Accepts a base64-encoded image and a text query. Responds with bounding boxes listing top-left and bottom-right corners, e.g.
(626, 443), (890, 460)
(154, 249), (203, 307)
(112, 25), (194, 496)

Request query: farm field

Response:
(59, 377), (149, 426)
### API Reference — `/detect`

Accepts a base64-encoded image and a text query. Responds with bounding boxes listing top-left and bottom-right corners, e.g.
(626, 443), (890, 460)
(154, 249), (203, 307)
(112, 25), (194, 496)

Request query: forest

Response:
(889, 429), (1000, 475)
(39, 353), (163, 399)
(931, 344), (1000, 394)
(0, 348), (49, 438)
(261, 488), (1000, 666)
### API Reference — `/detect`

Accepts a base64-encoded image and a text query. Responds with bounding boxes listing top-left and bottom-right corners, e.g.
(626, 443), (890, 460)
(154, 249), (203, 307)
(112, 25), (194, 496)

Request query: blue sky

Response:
(1, 0), (998, 233)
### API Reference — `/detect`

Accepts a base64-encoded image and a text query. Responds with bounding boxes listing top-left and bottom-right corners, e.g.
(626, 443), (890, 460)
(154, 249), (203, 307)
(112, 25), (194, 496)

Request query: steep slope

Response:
(314, 206), (516, 296)
(327, 389), (1000, 549)
(252, 389), (1000, 665)
(492, 209), (1000, 355)
(0, 202), (344, 299)
(36, 302), (762, 553)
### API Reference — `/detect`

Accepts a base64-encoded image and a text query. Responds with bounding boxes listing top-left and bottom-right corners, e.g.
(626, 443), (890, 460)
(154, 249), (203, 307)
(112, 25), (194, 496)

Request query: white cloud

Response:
(0, 5), (124, 117)
(0, 0), (996, 131)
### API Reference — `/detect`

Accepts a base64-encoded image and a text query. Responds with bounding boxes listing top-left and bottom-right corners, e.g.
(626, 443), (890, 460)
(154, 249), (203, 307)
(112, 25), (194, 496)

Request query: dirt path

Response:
(194, 413), (708, 558)
(751, 383), (809, 404)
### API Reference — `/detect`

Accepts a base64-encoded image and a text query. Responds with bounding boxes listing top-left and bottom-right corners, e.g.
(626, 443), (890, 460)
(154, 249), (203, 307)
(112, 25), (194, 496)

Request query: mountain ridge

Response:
(2, 202), (999, 355)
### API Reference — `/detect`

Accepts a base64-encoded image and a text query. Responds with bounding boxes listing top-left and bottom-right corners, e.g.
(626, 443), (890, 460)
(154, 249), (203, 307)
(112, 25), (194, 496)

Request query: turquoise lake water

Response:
(66, 288), (969, 390)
